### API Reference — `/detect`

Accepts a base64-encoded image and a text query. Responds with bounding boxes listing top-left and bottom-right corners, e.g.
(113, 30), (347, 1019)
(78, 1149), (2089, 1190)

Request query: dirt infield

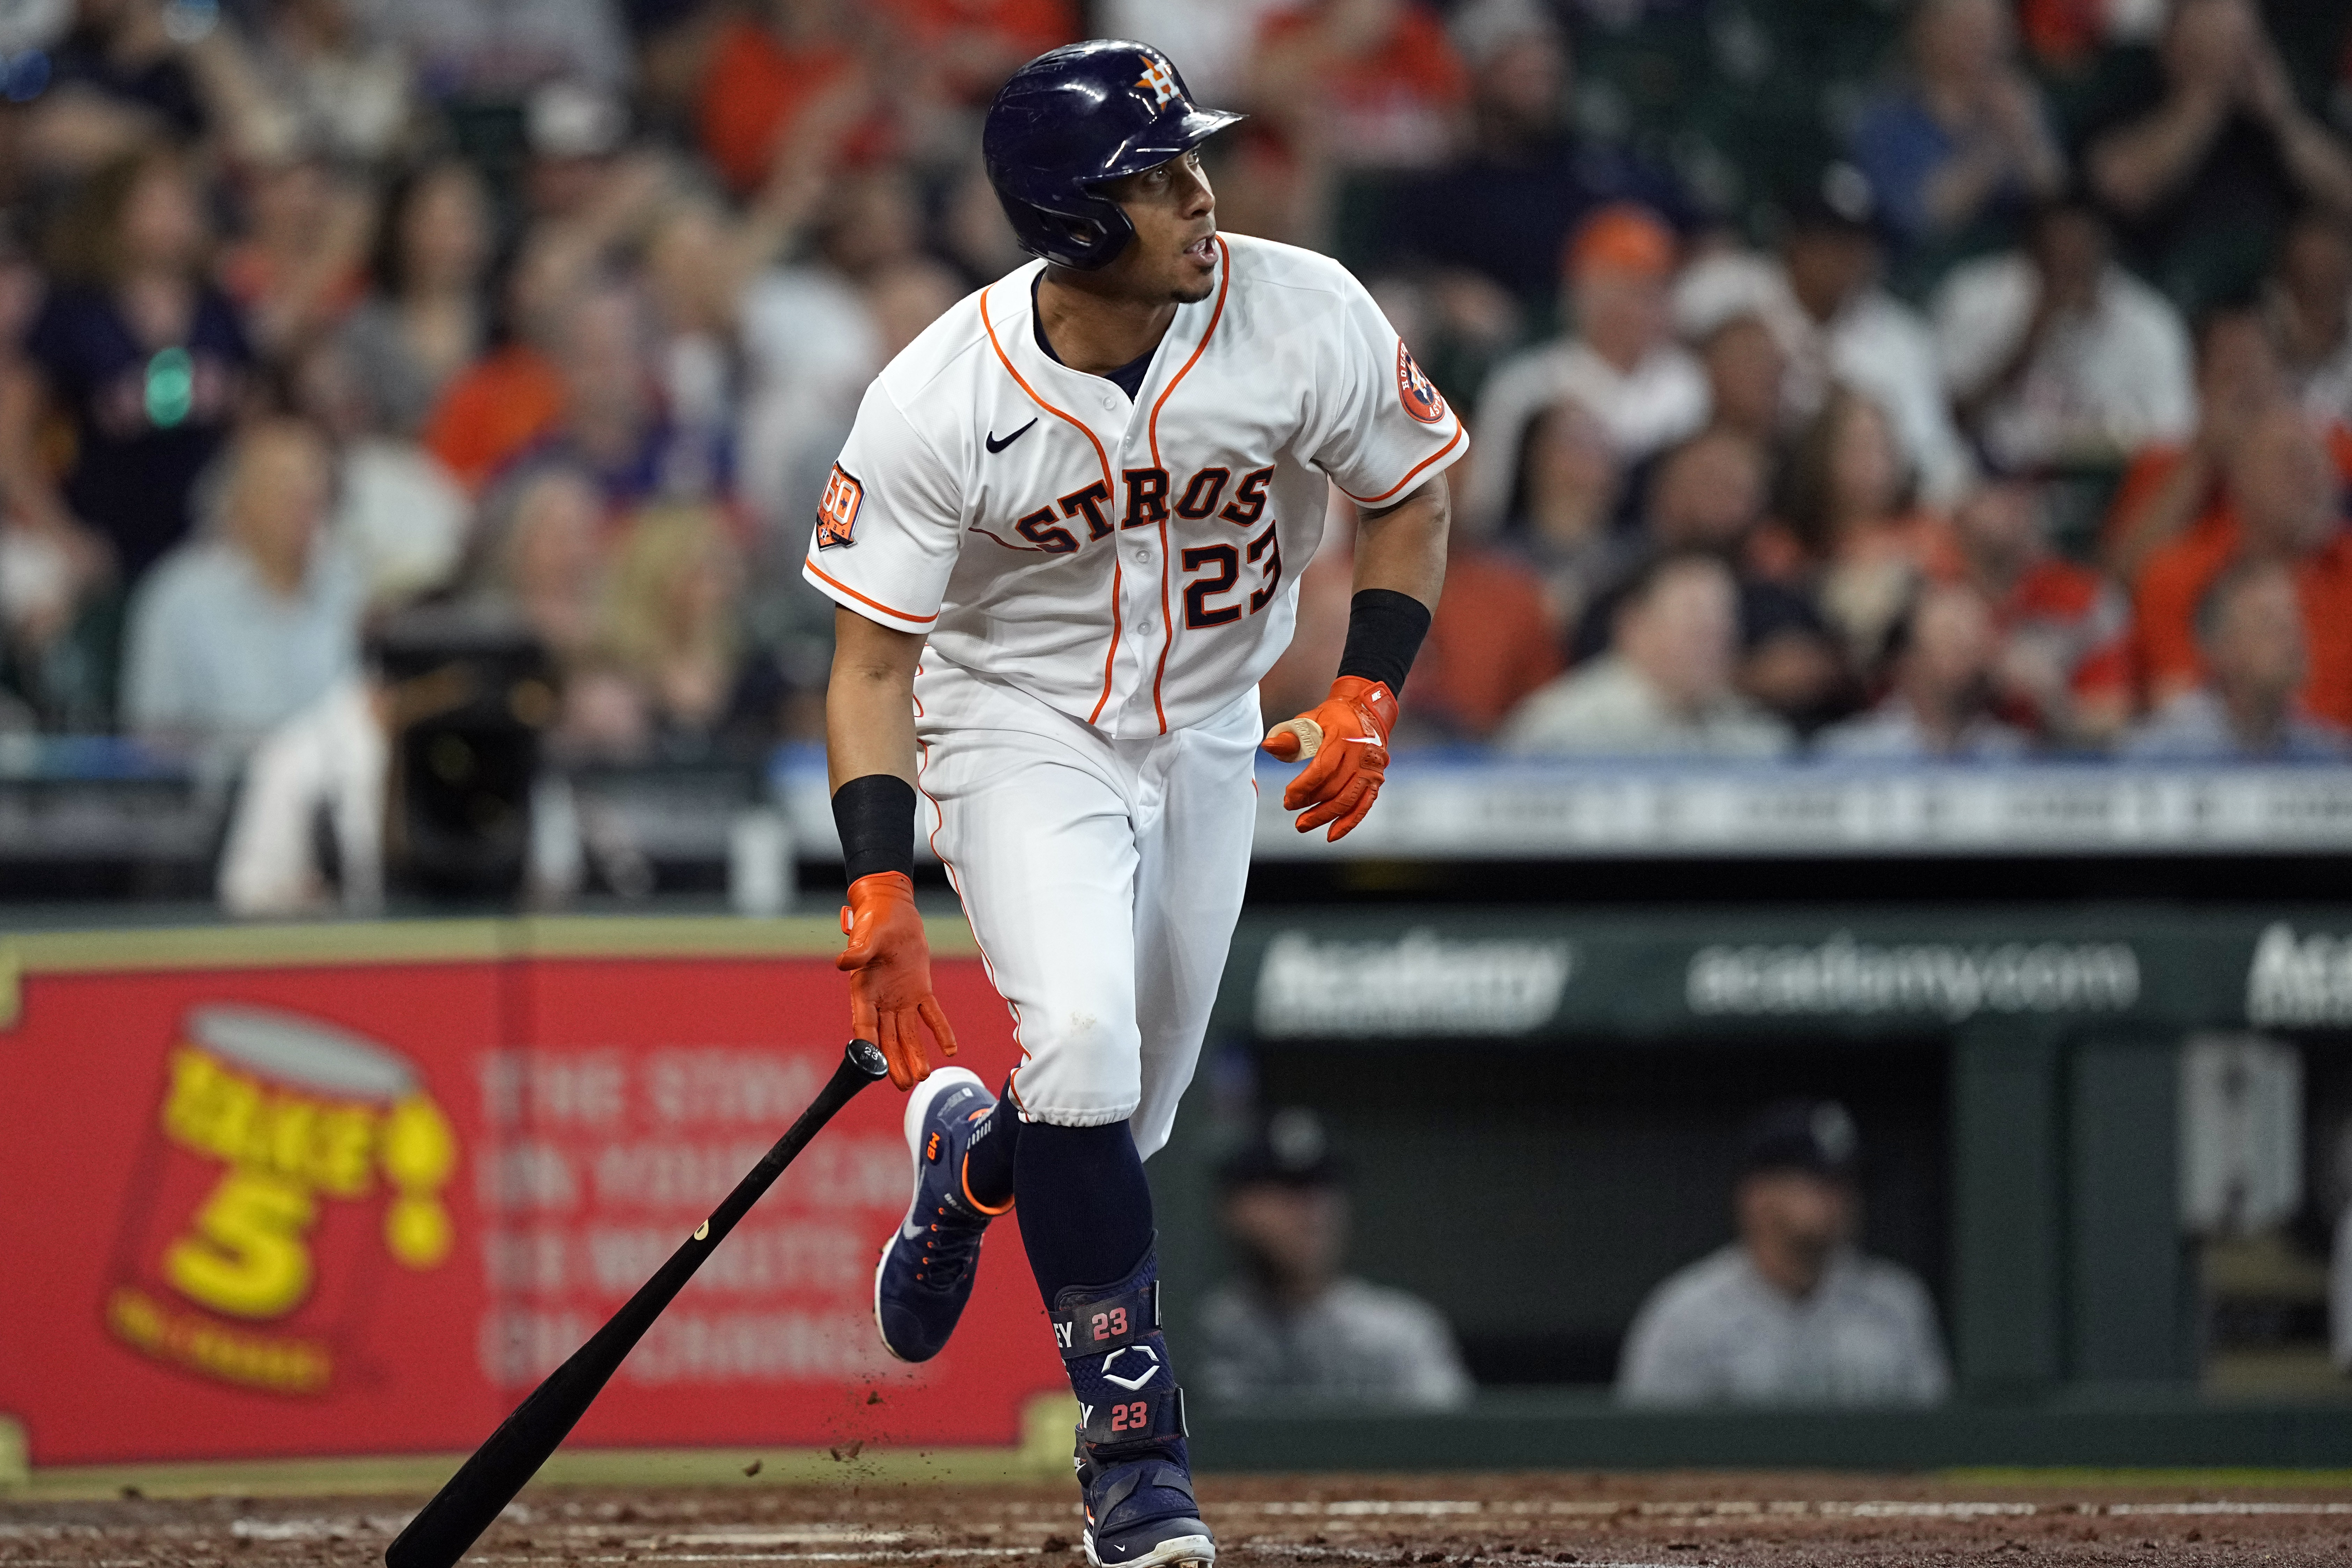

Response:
(7, 1472), (2352, 1567)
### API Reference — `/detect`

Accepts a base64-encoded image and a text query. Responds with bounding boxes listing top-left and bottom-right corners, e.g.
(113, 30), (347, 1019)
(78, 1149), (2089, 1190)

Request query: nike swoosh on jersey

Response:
(985, 418), (1038, 454)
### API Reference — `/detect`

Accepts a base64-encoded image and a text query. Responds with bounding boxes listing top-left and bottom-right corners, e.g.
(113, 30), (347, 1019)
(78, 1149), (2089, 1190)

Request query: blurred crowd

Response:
(0, 0), (2349, 772)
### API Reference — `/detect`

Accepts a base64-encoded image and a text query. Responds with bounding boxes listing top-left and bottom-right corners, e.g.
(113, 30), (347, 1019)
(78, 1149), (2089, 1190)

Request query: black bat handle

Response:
(386, 1039), (892, 1568)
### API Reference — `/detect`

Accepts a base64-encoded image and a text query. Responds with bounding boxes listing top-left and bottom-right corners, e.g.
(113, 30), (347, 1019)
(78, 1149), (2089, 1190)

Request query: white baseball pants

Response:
(912, 659), (1260, 1158)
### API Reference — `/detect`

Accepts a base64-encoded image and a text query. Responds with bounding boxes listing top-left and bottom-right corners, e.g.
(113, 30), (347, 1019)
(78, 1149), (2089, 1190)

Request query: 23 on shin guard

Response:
(1048, 1243), (1214, 1567)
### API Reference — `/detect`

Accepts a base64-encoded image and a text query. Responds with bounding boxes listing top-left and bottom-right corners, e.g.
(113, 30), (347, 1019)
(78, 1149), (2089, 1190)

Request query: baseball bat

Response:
(386, 1038), (893, 1568)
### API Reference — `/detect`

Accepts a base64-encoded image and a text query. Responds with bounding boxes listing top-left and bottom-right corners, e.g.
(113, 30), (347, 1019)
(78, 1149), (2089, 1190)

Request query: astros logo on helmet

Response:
(1136, 57), (1179, 110)
(980, 39), (1245, 271)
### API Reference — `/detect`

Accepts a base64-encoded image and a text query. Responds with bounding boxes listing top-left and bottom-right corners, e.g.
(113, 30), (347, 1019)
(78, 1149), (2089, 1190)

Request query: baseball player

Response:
(811, 40), (1462, 1568)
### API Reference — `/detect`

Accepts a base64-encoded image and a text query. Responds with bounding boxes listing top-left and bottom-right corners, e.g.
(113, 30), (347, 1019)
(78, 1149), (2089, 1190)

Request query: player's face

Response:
(1102, 149), (1218, 305)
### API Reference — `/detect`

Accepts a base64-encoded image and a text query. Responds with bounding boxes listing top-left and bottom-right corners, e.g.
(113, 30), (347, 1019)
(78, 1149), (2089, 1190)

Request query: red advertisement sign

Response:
(0, 942), (1062, 1466)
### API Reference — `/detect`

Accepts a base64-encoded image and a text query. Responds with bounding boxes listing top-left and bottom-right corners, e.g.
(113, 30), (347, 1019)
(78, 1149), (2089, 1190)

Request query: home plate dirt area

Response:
(7, 1473), (2352, 1567)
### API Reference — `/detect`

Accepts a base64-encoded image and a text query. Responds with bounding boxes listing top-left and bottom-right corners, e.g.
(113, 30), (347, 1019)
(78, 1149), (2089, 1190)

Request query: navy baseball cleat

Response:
(873, 1067), (1010, 1362)
(1076, 1436), (1215, 1568)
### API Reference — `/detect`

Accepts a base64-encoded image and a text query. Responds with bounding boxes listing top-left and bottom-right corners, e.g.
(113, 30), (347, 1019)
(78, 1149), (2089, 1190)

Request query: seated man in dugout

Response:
(1616, 1099), (1950, 1408)
(1196, 1109), (1472, 1409)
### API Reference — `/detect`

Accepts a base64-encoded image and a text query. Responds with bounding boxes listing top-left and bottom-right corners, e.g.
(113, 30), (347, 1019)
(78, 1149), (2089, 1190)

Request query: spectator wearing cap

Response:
(1933, 192), (2195, 472)
(1677, 166), (1973, 507)
(2134, 403), (2352, 728)
(1617, 1100), (1950, 1408)
(1817, 580), (2031, 761)
(522, 80), (636, 227)
(1378, 0), (1699, 311)
(1466, 205), (1708, 537)
(1196, 1110), (1472, 1409)
(1848, 0), (2065, 254)
(2124, 557), (2348, 761)
(1500, 550), (1793, 759)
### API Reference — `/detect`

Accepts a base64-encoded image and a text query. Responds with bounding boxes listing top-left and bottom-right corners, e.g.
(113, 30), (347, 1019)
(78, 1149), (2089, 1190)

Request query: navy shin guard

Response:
(1050, 1245), (1211, 1566)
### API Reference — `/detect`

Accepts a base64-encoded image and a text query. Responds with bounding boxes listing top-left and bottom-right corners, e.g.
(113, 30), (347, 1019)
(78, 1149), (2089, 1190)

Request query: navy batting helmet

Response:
(982, 40), (1244, 271)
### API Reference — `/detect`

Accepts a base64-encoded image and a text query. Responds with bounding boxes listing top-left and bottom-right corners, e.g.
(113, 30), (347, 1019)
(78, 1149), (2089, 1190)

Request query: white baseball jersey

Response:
(801, 233), (1467, 739)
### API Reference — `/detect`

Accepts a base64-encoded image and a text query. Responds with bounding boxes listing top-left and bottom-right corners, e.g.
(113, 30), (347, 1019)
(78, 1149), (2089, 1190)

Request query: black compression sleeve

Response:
(831, 774), (917, 884)
(1336, 588), (1433, 696)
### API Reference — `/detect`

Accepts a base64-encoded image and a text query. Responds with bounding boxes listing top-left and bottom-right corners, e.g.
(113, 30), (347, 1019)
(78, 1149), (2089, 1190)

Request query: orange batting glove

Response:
(1262, 675), (1399, 842)
(838, 871), (958, 1090)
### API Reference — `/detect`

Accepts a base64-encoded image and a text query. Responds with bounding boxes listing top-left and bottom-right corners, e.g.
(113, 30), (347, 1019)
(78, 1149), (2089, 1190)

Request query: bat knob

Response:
(1267, 715), (1324, 761)
(845, 1039), (891, 1080)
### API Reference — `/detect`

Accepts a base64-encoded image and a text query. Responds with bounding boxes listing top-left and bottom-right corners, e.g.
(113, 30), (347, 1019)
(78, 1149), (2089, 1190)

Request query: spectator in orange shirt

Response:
(1404, 539), (1563, 742)
(1946, 480), (2133, 748)
(698, 0), (892, 197)
(2135, 403), (2352, 726)
(877, 0), (1075, 110)
(1250, 0), (1469, 173)
(421, 235), (578, 491)
(2100, 302), (2301, 580)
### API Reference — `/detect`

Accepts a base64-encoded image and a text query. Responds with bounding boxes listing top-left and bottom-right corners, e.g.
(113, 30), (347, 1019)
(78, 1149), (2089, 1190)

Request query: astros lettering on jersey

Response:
(801, 234), (1468, 739)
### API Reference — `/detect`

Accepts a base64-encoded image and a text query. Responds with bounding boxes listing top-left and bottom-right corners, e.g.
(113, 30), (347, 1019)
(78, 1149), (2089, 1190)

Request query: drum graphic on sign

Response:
(104, 1005), (458, 1395)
